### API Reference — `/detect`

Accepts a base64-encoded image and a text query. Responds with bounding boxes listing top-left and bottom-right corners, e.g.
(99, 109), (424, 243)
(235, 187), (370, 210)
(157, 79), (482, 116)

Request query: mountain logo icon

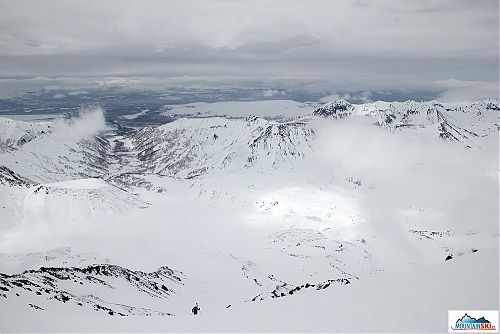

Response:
(450, 311), (498, 332)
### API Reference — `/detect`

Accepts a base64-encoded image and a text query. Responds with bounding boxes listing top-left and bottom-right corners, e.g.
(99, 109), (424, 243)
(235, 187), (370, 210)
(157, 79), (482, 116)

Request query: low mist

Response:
(310, 117), (498, 262)
(53, 105), (107, 138)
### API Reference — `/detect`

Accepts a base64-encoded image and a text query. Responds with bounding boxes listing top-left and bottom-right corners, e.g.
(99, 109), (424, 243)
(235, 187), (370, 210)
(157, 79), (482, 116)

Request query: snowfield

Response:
(0, 100), (498, 332)
(161, 100), (320, 119)
(2, 247), (496, 332)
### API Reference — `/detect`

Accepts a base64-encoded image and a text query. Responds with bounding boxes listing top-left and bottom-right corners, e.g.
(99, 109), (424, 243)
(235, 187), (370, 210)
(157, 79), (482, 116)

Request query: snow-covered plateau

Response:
(0, 99), (498, 332)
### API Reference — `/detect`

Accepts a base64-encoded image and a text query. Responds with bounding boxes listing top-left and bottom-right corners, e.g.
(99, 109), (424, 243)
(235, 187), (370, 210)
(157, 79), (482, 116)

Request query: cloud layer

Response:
(0, 0), (498, 100)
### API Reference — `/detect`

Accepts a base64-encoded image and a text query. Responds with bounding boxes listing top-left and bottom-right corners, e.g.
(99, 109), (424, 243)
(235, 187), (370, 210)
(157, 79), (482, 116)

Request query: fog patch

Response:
(437, 80), (499, 102)
(310, 117), (498, 264)
(53, 105), (107, 138)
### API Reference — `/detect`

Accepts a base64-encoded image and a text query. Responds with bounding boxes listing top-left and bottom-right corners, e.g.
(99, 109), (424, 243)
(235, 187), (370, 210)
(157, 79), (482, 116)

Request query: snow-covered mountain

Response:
(0, 100), (498, 332)
(1, 99), (497, 181)
(0, 117), (51, 153)
(0, 131), (110, 183)
(130, 117), (315, 178)
(314, 99), (499, 148)
(313, 99), (354, 119)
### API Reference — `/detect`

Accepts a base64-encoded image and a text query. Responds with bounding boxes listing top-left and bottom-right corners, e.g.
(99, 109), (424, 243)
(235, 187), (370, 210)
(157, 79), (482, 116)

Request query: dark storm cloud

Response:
(0, 0), (498, 101)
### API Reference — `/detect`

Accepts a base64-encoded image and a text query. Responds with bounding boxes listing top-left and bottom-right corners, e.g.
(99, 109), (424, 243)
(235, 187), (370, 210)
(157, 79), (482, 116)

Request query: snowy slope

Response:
(0, 134), (111, 183)
(0, 109), (147, 230)
(130, 117), (315, 178)
(0, 246), (496, 332)
(0, 117), (51, 153)
(0, 263), (184, 316)
(0, 100), (498, 332)
(0, 247), (110, 275)
(0, 173), (148, 230)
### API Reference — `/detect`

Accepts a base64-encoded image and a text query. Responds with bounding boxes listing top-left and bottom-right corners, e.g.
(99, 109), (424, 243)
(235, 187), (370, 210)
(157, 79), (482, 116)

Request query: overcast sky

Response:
(0, 0), (498, 101)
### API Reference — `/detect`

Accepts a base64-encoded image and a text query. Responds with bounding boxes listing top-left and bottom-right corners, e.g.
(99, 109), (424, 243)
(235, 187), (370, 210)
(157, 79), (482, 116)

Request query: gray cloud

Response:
(0, 0), (497, 100)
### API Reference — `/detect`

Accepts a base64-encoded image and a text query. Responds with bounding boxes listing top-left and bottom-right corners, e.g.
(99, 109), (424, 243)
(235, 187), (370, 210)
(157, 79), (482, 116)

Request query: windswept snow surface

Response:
(0, 100), (498, 332)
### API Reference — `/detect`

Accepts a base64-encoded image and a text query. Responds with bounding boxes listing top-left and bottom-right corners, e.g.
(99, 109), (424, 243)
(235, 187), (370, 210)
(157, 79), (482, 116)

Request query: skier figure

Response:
(191, 303), (200, 315)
